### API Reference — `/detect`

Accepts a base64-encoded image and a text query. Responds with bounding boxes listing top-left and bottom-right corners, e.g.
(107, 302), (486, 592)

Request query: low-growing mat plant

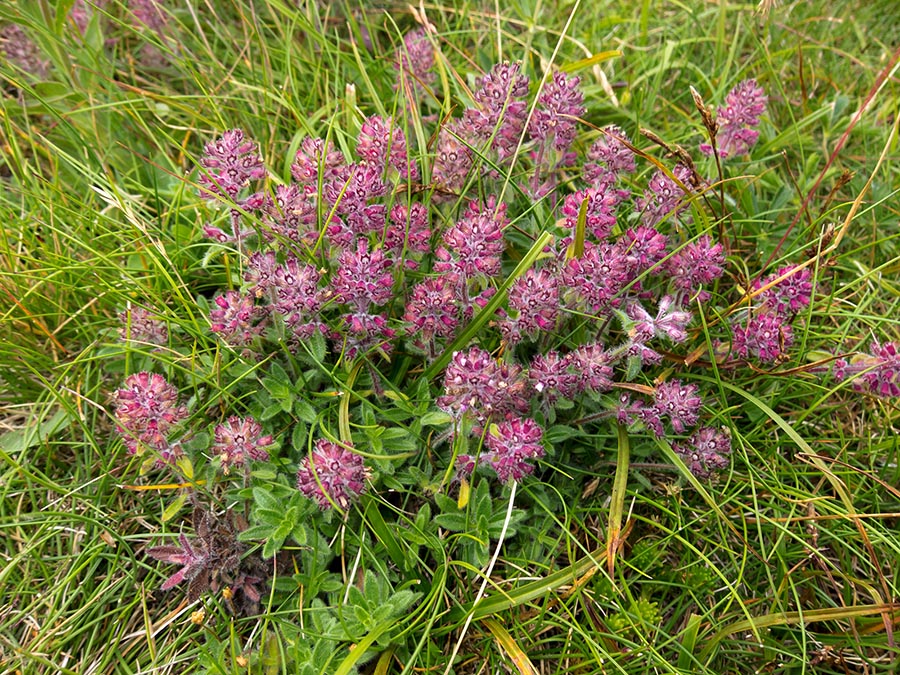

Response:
(1, 1), (900, 674)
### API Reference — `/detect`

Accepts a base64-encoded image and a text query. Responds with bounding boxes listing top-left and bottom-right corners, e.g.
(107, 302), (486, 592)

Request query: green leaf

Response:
(293, 399), (318, 424)
(237, 524), (276, 541)
(419, 410), (452, 427)
(262, 532), (286, 559)
(162, 493), (187, 522)
(0, 409), (71, 454)
(253, 487), (283, 513)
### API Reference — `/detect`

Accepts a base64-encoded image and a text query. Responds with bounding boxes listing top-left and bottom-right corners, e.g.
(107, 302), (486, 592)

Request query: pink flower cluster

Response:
(833, 341), (900, 398)
(700, 79), (767, 158)
(212, 416), (273, 474)
(114, 372), (187, 465)
(296, 440), (370, 509)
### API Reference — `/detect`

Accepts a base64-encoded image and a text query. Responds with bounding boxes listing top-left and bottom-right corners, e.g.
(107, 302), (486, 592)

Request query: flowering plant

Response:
(101, 27), (892, 673)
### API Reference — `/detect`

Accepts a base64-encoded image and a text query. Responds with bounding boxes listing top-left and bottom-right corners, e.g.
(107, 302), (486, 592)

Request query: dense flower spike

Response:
(324, 164), (389, 248)
(432, 121), (474, 193)
(404, 277), (459, 344)
(653, 380), (702, 434)
(434, 199), (506, 283)
(617, 225), (669, 280)
(467, 62), (530, 161)
(197, 129), (266, 199)
(663, 235), (725, 303)
(570, 343), (614, 393)
(562, 241), (630, 314)
(672, 427), (731, 478)
(394, 27), (435, 94)
(753, 265), (813, 317)
(833, 341), (900, 398)
(119, 306), (168, 346)
(333, 312), (396, 360)
(0, 23), (50, 78)
(271, 257), (324, 338)
(731, 312), (793, 363)
(437, 347), (529, 423)
(296, 440), (369, 509)
(501, 268), (560, 342)
(700, 79), (767, 158)
(357, 115), (419, 181)
(584, 125), (636, 185)
(212, 416), (273, 473)
(210, 291), (265, 346)
(260, 184), (317, 248)
(291, 137), (346, 187)
(529, 351), (579, 406)
(331, 241), (395, 311)
(529, 71), (585, 151)
(483, 417), (546, 482)
(114, 372), (187, 463)
(386, 203), (431, 266)
(561, 188), (618, 240)
(636, 164), (692, 227)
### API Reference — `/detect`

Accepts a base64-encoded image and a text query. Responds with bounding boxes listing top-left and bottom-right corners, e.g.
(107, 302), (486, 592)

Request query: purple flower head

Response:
(753, 265), (812, 317)
(482, 417), (545, 483)
(653, 380), (702, 434)
(529, 71), (585, 151)
(333, 312), (396, 360)
(501, 268), (560, 342)
(468, 62), (530, 161)
(271, 256), (324, 338)
(244, 251), (279, 298)
(561, 188), (618, 241)
(198, 129), (266, 200)
(584, 126), (636, 185)
(357, 115), (419, 181)
(0, 23), (51, 79)
(672, 426), (731, 478)
(432, 121), (474, 194)
(529, 351), (579, 407)
(386, 202), (431, 266)
(114, 372), (187, 462)
(291, 137), (346, 187)
(395, 28), (435, 93)
(296, 440), (369, 509)
(663, 235), (725, 303)
(405, 277), (459, 344)
(260, 184), (317, 248)
(628, 296), (692, 344)
(700, 79), (767, 158)
(119, 306), (168, 346)
(130, 0), (167, 34)
(570, 343), (614, 393)
(212, 416), (273, 474)
(210, 291), (265, 347)
(731, 312), (793, 363)
(437, 347), (529, 423)
(561, 241), (630, 315)
(331, 240), (395, 312)
(833, 340), (900, 398)
(433, 198), (506, 282)
(636, 164), (692, 227)
(617, 225), (669, 280)
(324, 164), (388, 248)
